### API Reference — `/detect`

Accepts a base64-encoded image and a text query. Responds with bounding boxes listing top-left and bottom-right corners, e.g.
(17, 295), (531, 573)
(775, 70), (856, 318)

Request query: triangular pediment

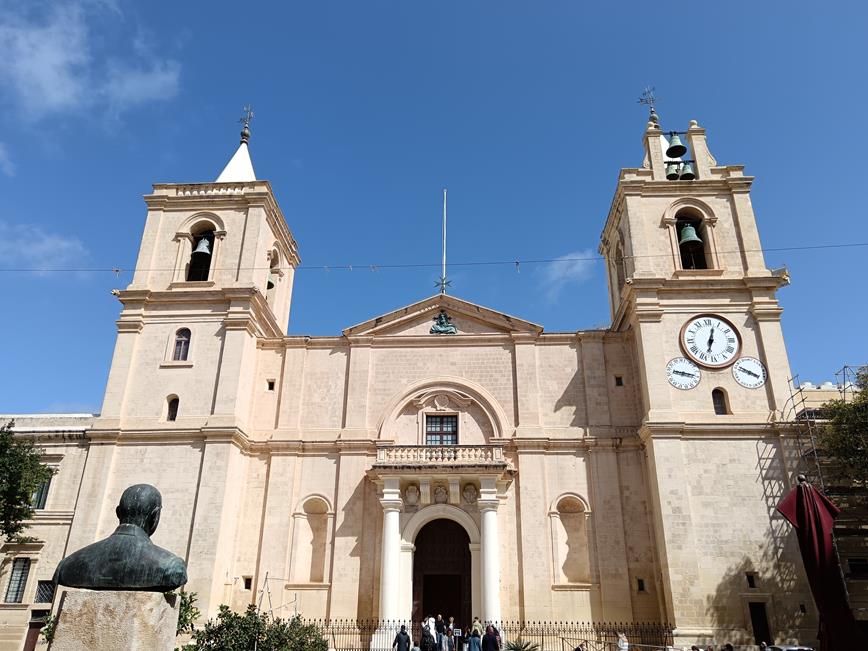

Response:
(343, 294), (543, 337)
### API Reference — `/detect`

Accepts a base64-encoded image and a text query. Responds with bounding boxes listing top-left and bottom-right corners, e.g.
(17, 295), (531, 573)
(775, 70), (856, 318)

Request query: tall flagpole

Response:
(441, 188), (447, 294)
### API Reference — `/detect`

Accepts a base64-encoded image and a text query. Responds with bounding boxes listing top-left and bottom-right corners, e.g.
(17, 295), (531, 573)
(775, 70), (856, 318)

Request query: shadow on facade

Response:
(704, 438), (814, 645)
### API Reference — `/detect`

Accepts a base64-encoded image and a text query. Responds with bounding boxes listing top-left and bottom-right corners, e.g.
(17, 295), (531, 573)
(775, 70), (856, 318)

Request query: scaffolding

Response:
(782, 364), (868, 621)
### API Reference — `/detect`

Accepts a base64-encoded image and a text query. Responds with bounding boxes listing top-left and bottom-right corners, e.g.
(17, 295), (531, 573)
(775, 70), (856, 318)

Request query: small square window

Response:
(614, 376), (624, 387)
(746, 572), (757, 589)
(266, 380), (275, 391)
(34, 581), (55, 603)
(243, 576), (252, 590)
(799, 603), (807, 614)
(637, 578), (646, 592)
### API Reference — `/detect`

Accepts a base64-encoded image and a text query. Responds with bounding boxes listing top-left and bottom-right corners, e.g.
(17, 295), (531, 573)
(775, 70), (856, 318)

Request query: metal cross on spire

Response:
(435, 188), (451, 294)
(637, 86), (659, 124)
(239, 104), (254, 143)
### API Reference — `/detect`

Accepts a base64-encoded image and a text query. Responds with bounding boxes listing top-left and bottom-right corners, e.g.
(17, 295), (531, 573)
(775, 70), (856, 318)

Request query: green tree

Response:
(191, 605), (327, 651)
(176, 590), (201, 635)
(818, 367), (868, 485)
(0, 420), (55, 541)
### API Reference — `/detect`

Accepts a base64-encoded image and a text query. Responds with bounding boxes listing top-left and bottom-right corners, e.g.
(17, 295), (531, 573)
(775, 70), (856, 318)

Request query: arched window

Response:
(166, 396), (179, 422)
(712, 388), (729, 415)
(187, 228), (215, 281)
(677, 215), (708, 270)
(550, 495), (592, 585)
(614, 244), (626, 294)
(266, 250), (279, 306)
(172, 328), (191, 361)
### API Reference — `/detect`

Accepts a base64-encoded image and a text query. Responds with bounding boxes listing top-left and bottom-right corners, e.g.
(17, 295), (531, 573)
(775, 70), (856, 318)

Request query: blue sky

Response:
(0, 1), (866, 413)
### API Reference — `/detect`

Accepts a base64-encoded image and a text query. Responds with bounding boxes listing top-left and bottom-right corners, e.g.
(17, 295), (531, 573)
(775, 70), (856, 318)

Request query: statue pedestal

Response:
(50, 589), (179, 651)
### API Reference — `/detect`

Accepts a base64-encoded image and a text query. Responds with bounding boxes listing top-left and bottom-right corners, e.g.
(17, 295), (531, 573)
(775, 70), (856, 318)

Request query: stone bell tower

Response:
(98, 118), (299, 431)
(598, 111), (814, 642)
(68, 119), (300, 612)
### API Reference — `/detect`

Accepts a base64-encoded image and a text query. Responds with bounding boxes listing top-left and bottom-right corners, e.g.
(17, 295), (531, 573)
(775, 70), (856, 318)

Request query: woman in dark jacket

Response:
(481, 625), (499, 651)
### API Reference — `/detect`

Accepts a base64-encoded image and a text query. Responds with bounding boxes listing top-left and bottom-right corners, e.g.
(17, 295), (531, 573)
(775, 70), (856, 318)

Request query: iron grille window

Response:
(31, 476), (51, 510)
(426, 415), (458, 445)
(34, 581), (55, 603)
(4, 558), (31, 603)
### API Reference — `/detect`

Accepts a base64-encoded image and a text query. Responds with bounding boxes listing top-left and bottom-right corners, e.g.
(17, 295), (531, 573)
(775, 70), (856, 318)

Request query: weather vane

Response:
(239, 105), (254, 143)
(637, 86), (659, 123)
(435, 188), (451, 294)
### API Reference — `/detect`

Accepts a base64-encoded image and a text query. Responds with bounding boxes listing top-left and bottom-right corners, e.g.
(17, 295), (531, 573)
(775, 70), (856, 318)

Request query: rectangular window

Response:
(849, 558), (868, 579)
(34, 581), (55, 603)
(637, 578), (646, 592)
(243, 576), (252, 590)
(31, 476), (51, 510)
(614, 375), (624, 387)
(425, 415), (458, 446)
(746, 572), (757, 589)
(267, 380), (275, 391)
(4, 558), (31, 603)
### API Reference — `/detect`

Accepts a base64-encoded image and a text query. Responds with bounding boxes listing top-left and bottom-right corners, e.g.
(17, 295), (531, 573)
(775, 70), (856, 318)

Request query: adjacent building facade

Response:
(0, 115), (823, 648)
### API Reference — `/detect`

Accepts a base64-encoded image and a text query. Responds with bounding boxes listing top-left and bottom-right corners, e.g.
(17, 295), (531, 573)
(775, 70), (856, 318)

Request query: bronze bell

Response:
(192, 238), (211, 256)
(666, 163), (681, 180)
(679, 162), (696, 180)
(665, 133), (687, 158)
(678, 223), (703, 247)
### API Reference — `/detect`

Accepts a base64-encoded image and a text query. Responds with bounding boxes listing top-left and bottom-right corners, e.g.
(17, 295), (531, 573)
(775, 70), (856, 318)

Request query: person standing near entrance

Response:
(393, 625), (413, 651)
(435, 614), (446, 646)
(471, 617), (484, 637)
(481, 625), (499, 651)
(467, 629), (482, 651)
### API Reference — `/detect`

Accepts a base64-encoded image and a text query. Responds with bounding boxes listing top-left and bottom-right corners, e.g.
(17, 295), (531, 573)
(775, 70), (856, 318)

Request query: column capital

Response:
(380, 499), (403, 512)
(477, 498), (499, 512)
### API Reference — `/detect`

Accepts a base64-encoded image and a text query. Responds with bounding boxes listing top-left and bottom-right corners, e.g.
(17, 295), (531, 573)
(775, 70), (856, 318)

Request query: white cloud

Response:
(0, 143), (14, 176)
(104, 60), (181, 116)
(0, 3), (180, 121)
(538, 249), (597, 302)
(0, 221), (90, 274)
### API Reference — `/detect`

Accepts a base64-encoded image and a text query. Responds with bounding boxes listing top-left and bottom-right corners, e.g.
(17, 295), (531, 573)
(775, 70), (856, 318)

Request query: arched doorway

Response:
(412, 519), (471, 627)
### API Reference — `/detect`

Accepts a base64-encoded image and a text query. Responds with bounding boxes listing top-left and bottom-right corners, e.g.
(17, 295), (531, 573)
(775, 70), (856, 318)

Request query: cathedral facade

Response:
(0, 117), (819, 648)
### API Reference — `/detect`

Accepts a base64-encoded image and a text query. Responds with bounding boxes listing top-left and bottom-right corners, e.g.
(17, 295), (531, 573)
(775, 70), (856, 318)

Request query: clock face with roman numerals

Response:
(680, 314), (741, 368)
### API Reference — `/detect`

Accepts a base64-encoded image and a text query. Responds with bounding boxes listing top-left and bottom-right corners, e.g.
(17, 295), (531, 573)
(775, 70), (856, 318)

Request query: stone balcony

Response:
(373, 445), (508, 469)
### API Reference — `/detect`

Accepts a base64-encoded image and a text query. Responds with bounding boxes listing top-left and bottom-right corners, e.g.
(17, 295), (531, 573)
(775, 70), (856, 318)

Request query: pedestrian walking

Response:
(393, 625), (413, 651)
(468, 629), (482, 651)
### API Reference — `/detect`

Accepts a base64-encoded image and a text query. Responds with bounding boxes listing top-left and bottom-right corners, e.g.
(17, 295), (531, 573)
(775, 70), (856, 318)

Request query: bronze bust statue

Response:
(53, 484), (187, 592)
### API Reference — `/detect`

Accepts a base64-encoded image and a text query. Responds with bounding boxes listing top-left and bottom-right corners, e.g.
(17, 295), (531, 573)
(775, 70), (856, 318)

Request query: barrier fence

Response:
(303, 619), (674, 651)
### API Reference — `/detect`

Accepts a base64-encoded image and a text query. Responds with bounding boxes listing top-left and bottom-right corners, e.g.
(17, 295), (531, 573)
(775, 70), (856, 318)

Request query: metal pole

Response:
(441, 188), (447, 294)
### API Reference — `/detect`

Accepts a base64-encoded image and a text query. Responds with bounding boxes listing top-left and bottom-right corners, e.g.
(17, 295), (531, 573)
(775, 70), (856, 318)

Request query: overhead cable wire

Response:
(0, 241), (865, 274)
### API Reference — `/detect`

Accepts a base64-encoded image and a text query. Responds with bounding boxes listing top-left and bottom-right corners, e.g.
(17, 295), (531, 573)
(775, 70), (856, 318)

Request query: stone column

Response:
(378, 477), (403, 620)
(479, 479), (501, 622)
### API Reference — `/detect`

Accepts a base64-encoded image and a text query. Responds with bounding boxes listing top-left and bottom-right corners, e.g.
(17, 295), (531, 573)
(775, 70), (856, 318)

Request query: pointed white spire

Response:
(215, 105), (257, 183)
(216, 141), (256, 182)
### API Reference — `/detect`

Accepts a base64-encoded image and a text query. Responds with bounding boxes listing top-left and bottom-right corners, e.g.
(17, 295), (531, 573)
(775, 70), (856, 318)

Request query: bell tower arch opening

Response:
(412, 519), (471, 630)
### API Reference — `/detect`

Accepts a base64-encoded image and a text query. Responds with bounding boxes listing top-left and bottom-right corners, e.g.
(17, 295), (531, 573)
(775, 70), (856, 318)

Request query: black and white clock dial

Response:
(666, 357), (701, 390)
(732, 356), (767, 388)
(680, 314), (741, 368)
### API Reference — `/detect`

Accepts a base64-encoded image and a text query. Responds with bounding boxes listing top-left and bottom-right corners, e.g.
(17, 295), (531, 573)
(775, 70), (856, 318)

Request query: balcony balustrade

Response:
(374, 444), (506, 468)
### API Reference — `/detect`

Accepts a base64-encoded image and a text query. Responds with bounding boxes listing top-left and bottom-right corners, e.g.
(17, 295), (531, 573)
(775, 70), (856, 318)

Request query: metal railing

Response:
(302, 619), (673, 651)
